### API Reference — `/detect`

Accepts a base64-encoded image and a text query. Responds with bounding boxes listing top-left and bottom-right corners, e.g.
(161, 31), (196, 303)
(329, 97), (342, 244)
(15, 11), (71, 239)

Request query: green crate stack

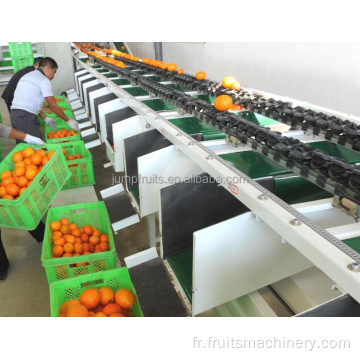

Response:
(49, 268), (143, 317)
(45, 119), (81, 144)
(0, 143), (71, 230)
(41, 202), (117, 284)
(60, 141), (95, 189)
(8, 42), (34, 74)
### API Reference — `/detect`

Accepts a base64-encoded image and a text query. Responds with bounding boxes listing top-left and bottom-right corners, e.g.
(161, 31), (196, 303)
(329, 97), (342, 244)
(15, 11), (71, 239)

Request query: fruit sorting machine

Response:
(66, 44), (360, 317)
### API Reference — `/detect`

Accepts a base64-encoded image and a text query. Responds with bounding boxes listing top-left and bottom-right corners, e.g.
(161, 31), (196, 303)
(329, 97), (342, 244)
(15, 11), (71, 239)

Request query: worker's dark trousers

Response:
(11, 109), (43, 143)
(0, 222), (45, 274)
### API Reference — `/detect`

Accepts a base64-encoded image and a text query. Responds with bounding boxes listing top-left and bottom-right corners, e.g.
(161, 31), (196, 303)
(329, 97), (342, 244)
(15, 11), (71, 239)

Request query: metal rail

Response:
(72, 54), (360, 303)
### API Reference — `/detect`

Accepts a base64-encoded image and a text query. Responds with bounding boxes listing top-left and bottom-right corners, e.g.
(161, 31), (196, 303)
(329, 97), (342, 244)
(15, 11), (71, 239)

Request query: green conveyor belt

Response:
(130, 186), (140, 207)
(220, 151), (292, 178)
(97, 69), (110, 73)
(123, 87), (149, 97)
(113, 42), (129, 53)
(167, 248), (193, 301)
(240, 111), (282, 127)
(308, 141), (360, 164)
(141, 99), (178, 112)
(169, 117), (226, 140)
(104, 73), (118, 79)
(112, 78), (131, 86)
(167, 84), (193, 92)
(343, 237), (360, 253)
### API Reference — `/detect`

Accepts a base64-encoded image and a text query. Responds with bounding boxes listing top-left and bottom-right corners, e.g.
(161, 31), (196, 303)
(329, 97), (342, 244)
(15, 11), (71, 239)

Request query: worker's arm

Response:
(39, 110), (46, 120)
(46, 96), (70, 122)
(0, 123), (44, 144)
(45, 96), (79, 131)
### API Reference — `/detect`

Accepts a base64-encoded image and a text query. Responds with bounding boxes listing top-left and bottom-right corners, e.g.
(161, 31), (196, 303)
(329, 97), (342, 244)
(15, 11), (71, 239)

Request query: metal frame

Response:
(72, 56), (360, 303)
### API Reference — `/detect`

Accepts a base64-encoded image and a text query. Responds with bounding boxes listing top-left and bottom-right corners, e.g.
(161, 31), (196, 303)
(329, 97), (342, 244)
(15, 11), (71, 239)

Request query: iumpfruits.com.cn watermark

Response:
(192, 337), (350, 351)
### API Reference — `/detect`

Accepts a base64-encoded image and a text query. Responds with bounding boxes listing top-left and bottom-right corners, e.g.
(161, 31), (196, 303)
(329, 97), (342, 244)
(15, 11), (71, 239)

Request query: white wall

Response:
(43, 42), (74, 95)
(127, 42), (360, 117)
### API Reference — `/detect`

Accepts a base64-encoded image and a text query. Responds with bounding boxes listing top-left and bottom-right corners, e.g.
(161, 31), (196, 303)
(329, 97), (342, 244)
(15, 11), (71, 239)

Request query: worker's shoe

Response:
(0, 269), (8, 282)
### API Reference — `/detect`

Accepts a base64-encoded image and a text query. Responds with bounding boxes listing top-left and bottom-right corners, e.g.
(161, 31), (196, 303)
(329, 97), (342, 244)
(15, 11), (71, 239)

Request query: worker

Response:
(10, 57), (79, 141)
(0, 122), (44, 282)
(1, 57), (42, 114)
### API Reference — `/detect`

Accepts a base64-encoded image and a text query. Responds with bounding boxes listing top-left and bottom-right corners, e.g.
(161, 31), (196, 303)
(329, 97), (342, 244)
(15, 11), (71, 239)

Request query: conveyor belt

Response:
(90, 55), (360, 210)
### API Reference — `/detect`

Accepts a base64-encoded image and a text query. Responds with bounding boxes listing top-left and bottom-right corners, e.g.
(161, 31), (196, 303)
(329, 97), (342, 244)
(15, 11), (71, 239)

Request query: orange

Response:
(62, 253), (72, 257)
(110, 313), (126, 317)
(88, 244), (95, 253)
(89, 236), (100, 245)
(167, 63), (177, 72)
(62, 149), (67, 155)
(60, 218), (70, 226)
(115, 289), (135, 310)
(42, 157), (49, 166)
(99, 287), (115, 306)
(19, 187), (27, 196)
(214, 95), (233, 112)
(0, 187), (7, 198)
(2, 195), (14, 200)
(25, 164), (37, 171)
(75, 238), (82, 244)
(80, 289), (101, 310)
(53, 238), (65, 247)
(5, 184), (20, 197)
(23, 147), (35, 158)
(94, 312), (107, 317)
(1, 170), (12, 180)
(24, 158), (32, 165)
(60, 225), (69, 235)
(2, 177), (15, 187)
(231, 81), (241, 90)
(230, 104), (243, 111)
(222, 76), (237, 88)
(25, 169), (37, 180)
(50, 221), (61, 231)
(82, 243), (90, 253)
(67, 303), (89, 317)
(92, 229), (101, 237)
(35, 149), (47, 158)
(30, 153), (42, 165)
(76, 262), (88, 267)
(67, 155), (75, 161)
(17, 176), (29, 188)
(103, 303), (122, 316)
(196, 71), (206, 80)
(72, 229), (81, 238)
(14, 161), (26, 168)
(177, 69), (184, 75)
(72, 253), (81, 257)
(84, 225), (93, 236)
(13, 167), (26, 177)
(47, 150), (55, 159)
(12, 152), (23, 162)
(100, 234), (109, 243)
(64, 234), (75, 244)
(52, 245), (64, 257)
(74, 243), (84, 254)
(63, 243), (74, 253)
(99, 242), (109, 252)
(68, 224), (78, 231)
(75, 154), (82, 159)
(53, 230), (62, 237)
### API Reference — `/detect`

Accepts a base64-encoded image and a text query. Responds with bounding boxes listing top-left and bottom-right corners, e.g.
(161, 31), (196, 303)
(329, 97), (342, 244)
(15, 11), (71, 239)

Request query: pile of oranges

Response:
(222, 76), (241, 90)
(47, 129), (79, 140)
(0, 147), (54, 201)
(50, 218), (110, 262)
(59, 287), (136, 317)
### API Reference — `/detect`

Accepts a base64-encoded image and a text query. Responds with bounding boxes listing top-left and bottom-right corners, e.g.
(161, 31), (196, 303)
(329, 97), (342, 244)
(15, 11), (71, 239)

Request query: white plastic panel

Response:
(192, 212), (313, 316)
(98, 98), (127, 141)
(89, 88), (111, 125)
(82, 79), (100, 110)
(78, 74), (96, 101)
(138, 146), (202, 217)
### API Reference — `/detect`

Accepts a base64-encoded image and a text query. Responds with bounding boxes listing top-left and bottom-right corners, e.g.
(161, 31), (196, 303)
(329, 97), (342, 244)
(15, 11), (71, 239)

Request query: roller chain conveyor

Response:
(71, 48), (360, 311)
(90, 54), (360, 215)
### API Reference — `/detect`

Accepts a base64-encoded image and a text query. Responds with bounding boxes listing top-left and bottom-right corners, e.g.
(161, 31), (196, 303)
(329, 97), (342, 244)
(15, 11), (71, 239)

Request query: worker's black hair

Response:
(39, 57), (58, 69)
(33, 57), (42, 66)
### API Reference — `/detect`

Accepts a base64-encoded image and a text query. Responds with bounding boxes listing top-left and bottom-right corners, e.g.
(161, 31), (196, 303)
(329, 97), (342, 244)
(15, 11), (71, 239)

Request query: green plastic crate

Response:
(61, 141), (95, 189)
(0, 143), (71, 230)
(12, 56), (34, 73)
(45, 119), (81, 144)
(49, 268), (143, 317)
(41, 202), (117, 284)
(2, 51), (10, 57)
(0, 60), (12, 67)
(8, 42), (33, 57)
(45, 109), (75, 120)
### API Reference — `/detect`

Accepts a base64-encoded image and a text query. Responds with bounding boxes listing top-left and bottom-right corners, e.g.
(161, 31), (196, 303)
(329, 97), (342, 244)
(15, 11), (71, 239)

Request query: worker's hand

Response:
(24, 135), (44, 145)
(67, 119), (80, 131)
(44, 117), (57, 130)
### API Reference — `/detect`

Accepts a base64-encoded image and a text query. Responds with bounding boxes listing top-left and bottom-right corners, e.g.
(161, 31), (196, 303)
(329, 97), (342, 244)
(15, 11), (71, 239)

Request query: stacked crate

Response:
(8, 42), (34, 73)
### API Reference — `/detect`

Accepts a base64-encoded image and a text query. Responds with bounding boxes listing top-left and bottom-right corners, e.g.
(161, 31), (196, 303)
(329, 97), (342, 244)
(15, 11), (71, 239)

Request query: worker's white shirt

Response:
(11, 69), (53, 115)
